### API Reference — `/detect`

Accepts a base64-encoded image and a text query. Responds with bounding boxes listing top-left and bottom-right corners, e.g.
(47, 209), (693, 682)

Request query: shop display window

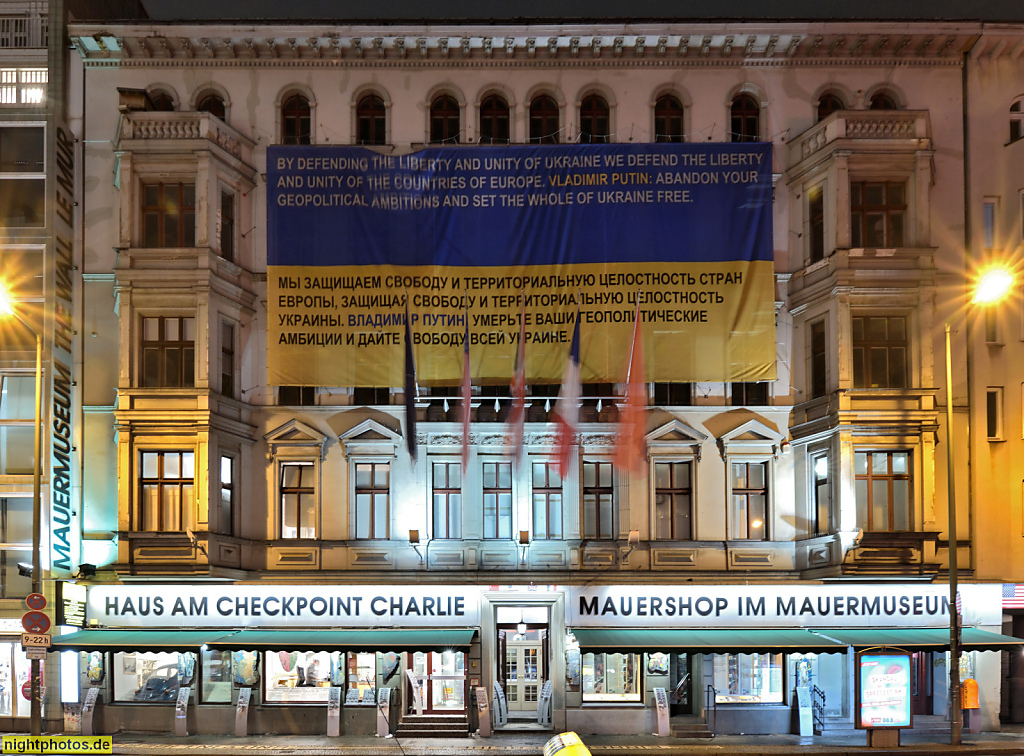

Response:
(581, 652), (640, 702)
(0, 641), (36, 716)
(113, 652), (194, 703)
(200, 649), (233, 703)
(713, 653), (784, 704)
(264, 650), (338, 703)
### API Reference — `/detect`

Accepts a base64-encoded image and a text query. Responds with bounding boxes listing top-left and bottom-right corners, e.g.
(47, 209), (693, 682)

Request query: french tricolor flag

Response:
(553, 311), (581, 479)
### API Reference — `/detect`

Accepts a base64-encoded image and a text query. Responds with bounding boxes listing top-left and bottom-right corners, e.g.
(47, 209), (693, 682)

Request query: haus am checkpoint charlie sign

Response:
(266, 143), (775, 387)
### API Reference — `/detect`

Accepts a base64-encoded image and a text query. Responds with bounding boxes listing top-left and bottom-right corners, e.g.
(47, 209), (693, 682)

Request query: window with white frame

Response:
(280, 461), (316, 539)
(0, 497), (31, 596)
(0, 126), (44, 227)
(531, 462), (562, 539)
(1010, 98), (1024, 144)
(986, 387), (1003, 441)
(139, 450), (194, 532)
(0, 375), (35, 475)
(582, 460), (615, 539)
(432, 461), (462, 539)
(0, 68), (45, 105)
(654, 460), (692, 540)
(811, 452), (830, 537)
(854, 450), (911, 532)
(354, 462), (389, 539)
(983, 199), (997, 250)
(729, 461), (769, 540)
(218, 454), (235, 536)
(482, 461), (512, 539)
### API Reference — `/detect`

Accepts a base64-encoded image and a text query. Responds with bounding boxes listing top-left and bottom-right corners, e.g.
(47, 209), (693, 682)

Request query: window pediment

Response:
(718, 418), (784, 458)
(646, 418), (707, 460)
(339, 418), (401, 456)
(265, 418), (327, 459)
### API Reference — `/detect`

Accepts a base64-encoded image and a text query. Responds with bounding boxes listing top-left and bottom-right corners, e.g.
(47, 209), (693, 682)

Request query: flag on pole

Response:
(403, 297), (418, 463)
(1002, 584), (1024, 609)
(461, 310), (471, 467)
(614, 300), (646, 474)
(505, 295), (527, 470)
(553, 310), (581, 479)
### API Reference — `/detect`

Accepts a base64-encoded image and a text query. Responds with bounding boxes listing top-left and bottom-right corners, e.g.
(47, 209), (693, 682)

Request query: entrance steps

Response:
(397, 713), (470, 738)
(818, 715), (857, 735)
(669, 715), (714, 739)
(911, 714), (952, 733)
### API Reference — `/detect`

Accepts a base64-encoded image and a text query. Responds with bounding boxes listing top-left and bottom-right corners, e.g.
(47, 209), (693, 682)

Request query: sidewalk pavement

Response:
(95, 724), (1024, 756)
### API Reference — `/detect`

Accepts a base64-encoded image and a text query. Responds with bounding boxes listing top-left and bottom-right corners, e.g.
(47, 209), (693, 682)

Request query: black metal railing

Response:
(704, 684), (716, 736)
(812, 685), (826, 734)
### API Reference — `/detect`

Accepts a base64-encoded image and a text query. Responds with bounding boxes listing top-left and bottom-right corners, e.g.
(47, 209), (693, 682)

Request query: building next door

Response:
(505, 635), (544, 711)
(408, 651), (466, 713)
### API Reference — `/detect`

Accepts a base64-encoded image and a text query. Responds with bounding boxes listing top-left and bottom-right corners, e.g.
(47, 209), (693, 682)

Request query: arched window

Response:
(869, 91), (898, 110)
(356, 94), (386, 145)
(730, 94), (760, 142)
(816, 92), (844, 122)
(196, 93), (226, 120)
(529, 95), (559, 144)
(148, 91), (175, 111)
(281, 94), (311, 145)
(654, 95), (685, 143)
(478, 94), (510, 145)
(579, 94), (610, 144)
(430, 95), (460, 144)
(1010, 99), (1024, 144)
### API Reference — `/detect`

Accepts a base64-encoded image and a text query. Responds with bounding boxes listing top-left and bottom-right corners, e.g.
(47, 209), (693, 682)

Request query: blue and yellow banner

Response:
(267, 143), (775, 386)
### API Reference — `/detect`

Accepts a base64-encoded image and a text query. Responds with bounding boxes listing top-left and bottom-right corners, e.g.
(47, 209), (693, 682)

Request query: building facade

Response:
(0, 3), (1022, 738)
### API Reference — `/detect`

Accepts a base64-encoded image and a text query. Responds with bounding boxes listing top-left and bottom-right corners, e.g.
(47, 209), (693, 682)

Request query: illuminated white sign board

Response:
(857, 653), (912, 729)
(88, 585), (480, 628)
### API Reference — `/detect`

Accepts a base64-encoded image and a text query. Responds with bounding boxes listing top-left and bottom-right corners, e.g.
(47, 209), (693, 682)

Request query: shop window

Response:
(483, 461), (512, 539)
(809, 320), (827, 399)
(0, 68), (46, 105)
(654, 461), (692, 540)
(432, 461), (462, 539)
(141, 182), (196, 247)
(582, 652), (640, 702)
(218, 455), (234, 536)
(529, 95), (559, 144)
(281, 461), (316, 539)
(852, 314), (907, 389)
(0, 642), (39, 715)
(0, 126), (44, 227)
(354, 461), (389, 539)
(730, 461), (769, 540)
(113, 651), (194, 702)
(200, 648), (233, 703)
(531, 462), (562, 539)
(730, 94), (760, 143)
(356, 94), (386, 145)
(654, 94), (684, 143)
(816, 91), (844, 121)
(220, 321), (235, 397)
(854, 450), (911, 532)
(1011, 99), (1024, 144)
(0, 497), (31, 596)
(579, 94), (610, 144)
(808, 183), (825, 263)
(869, 91), (898, 110)
(139, 450), (194, 532)
(987, 387), (1003, 441)
(278, 385), (316, 405)
(219, 189), (235, 262)
(348, 651), (380, 694)
(0, 376), (36, 474)
(429, 94), (460, 144)
(850, 181), (905, 248)
(352, 386), (390, 405)
(713, 653), (783, 704)
(653, 382), (692, 406)
(140, 316), (195, 388)
(731, 381), (769, 406)
(196, 93), (225, 120)
(812, 452), (830, 537)
(479, 94), (510, 145)
(265, 650), (338, 703)
(281, 94), (311, 145)
(582, 460), (614, 539)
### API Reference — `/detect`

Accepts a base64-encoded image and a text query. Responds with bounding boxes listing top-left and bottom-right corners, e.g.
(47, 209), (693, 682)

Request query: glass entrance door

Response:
(505, 639), (543, 711)
(410, 651), (466, 713)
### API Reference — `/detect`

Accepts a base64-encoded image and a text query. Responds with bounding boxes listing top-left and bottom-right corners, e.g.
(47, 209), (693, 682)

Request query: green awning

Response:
(570, 628), (845, 653)
(206, 629), (476, 652)
(813, 627), (1024, 652)
(50, 630), (227, 652)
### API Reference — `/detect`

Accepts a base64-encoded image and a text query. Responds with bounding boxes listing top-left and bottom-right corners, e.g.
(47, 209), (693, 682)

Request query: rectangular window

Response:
(0, 126), (44, 227)
(808, 184), (825, 263)
(112, 651), (185, 702)
(852, 315), (907, 389)
(730, 461), (768, 540)
(812, 453), (830, 536)
(731, 382), (769, 406)
(854, 450), (911, 532)
(352, 387), (390, 405)
(483, 461), (512, 539)
(0, 68), (46, 105)
(0, 497), (32, 597)
(200, 648), (233, 703)
(219, 189), (235, 262)
(432, 462), (462, 539)
(219, 455), (234, 536)
(985, 309), (999, 344)
(139, 450), (194, 531)
(281, 462), (316, 539)
(654, 461), (692, 540)
(582, 653), (641, 702)
(141, 316), (195, 388)
(0, 17), (29, 48)
(0, 376), (36, 475)
(810, 321), (827, 399)
(653, 382), (692, 406)
(532, 462), (562, 539)
(354, 462), (389, 539)
(220, 322), (234, 398)
(713, 653), (783, 704)
(141, 182), (196, 247)
(983, 200), (996, 250)
(987, 387), (1003, 440)
(582, 461), (614, 539)
(850, 181), (905, 248)
(264, 650), (336, 703)
(279, 386), (316, 406)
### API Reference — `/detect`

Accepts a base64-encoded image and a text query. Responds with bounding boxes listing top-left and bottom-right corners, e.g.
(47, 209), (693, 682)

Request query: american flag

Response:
(1003, 584), (1024, 609)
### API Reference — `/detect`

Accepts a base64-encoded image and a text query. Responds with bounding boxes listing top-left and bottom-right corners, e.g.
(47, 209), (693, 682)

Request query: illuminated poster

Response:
(267, 143), (775, 386)
(856, 653), (912, 729)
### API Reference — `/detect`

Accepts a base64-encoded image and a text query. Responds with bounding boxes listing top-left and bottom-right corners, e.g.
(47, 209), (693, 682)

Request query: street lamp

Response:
(944, 265), (1015, 745)
(0, 282), (43, 736)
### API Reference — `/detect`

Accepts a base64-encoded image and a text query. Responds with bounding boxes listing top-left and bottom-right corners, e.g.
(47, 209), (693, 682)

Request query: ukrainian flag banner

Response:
(267, 142), (774, 386)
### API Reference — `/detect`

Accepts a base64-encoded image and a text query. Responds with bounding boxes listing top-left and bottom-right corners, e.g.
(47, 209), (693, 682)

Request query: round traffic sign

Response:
(21, 611), (50, 634)
(21, 680), (30, 701)
(25, 593), (46, 611)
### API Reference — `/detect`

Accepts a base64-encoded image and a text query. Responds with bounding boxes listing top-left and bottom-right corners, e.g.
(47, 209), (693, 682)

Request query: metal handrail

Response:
(704, 684), (716, 736)
(812, 685), (826, 734)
